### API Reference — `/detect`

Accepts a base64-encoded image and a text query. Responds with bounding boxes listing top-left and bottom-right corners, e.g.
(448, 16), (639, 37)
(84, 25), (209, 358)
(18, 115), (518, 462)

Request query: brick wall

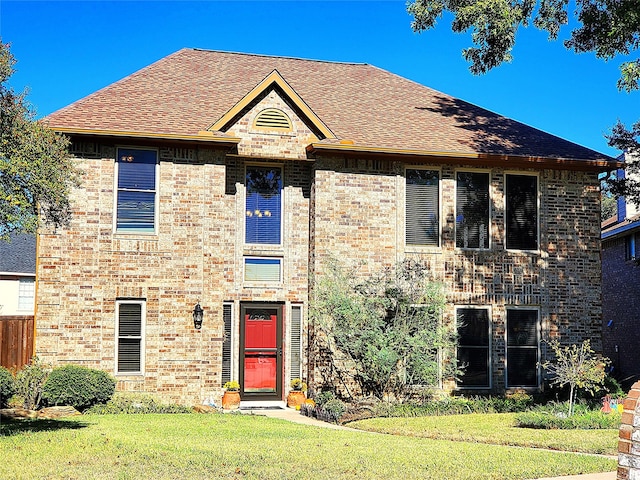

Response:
(36, 90), (605, 404)
(602, 236), (640, 389)
(618, 380), (640, 480)
(310, 161), (603, 391)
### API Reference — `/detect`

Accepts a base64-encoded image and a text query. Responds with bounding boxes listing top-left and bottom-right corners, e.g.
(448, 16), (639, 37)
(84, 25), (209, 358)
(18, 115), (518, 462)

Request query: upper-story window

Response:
(406, 168), (439, 247)
(505, 174), (538, 250)
(115, 148), (158, 234)
(245, 166), (282, 245)
(456, 171), (490, 249)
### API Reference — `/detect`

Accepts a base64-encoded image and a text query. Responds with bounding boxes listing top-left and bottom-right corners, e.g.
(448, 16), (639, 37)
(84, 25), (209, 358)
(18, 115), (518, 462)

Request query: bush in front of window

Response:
(42, 365), (116, 411)
(0, 367), (16, 408)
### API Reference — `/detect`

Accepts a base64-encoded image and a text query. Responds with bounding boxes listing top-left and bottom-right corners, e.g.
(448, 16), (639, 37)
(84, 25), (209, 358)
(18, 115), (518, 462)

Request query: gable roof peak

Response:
(209, 68), (336, 140)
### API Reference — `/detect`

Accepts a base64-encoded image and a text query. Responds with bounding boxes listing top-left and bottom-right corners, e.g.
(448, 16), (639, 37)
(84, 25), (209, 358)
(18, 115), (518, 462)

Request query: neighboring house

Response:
(36, 48), (619, 406)
(602, 154), (640, 390)
(0, 233), (36, 369)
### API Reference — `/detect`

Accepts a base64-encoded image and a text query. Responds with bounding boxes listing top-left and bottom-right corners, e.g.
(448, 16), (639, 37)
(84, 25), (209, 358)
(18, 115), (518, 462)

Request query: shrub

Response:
(515, 410), (621, 429)
(0, 367), (16, 408)
(42, 365), (116, 411)
(14, 357), (50, 409)
(377, 394), (535, 417)
(85, 392), (192, 414)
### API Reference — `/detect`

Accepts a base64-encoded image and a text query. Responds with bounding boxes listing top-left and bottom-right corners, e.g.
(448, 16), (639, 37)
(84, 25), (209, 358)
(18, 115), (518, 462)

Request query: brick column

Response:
(619, 381), (640, 479)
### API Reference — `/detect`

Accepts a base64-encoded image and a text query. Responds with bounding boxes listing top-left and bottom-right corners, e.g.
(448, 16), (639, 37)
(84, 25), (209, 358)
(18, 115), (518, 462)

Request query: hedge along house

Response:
(36, 48), (619, 406)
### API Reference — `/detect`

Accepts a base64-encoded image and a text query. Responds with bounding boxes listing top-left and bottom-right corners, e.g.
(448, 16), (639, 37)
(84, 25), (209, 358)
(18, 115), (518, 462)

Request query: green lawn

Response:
(0, 413), (616, 480)
(348, 412), (619, 455)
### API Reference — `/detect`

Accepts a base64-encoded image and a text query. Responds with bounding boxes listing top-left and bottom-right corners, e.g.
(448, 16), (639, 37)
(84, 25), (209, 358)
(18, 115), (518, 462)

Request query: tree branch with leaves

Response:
(0, 40), (81, 240)
(407, 1), (640, 201)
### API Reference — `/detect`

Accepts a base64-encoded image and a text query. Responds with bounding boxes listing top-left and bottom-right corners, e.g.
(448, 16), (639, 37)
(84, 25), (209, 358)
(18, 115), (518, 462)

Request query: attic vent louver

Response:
(254, 108), (292, 131)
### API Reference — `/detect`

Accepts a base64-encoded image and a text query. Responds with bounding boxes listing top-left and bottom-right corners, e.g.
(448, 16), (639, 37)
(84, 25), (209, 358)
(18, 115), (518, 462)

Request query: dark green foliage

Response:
(407, 1), (640, 203)
(0, 366), (15, 408)
(0, 42), (82, 239)
(516, 410), (621, 430)
(311, 258), (455, 400)
(85, 392), (192, 414)
(300, 397), (347, 424)
(377, 393), (534, 417)
(42, 365), (115, 411)
(14, 357), (50, 409)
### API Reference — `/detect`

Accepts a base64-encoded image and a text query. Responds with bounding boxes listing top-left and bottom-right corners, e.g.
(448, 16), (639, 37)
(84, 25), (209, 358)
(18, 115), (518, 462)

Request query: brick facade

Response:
(602, 234), (640, 389)
(36, 55), (608, 406)
(618, 381), (640, 480)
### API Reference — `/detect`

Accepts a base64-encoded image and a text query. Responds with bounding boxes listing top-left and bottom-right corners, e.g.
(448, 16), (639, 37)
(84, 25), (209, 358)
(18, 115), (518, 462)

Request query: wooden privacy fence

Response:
(0, 316), (34, 371)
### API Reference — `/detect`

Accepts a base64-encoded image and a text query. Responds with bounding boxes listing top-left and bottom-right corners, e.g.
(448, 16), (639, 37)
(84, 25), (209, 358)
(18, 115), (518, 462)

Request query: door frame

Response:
(239, 302), (284, 400)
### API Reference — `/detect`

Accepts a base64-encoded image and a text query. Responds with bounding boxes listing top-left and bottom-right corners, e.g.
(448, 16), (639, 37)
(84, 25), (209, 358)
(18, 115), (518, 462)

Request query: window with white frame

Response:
(244, 257), (282, 282)
(456, 307), (491, 388)
(505, 174), (538, 250)
(506, 308), (539, 388)
(17, 278), (35, 311)
(245, 166), (282, 245)
(456, 171), (490, 249)
(115, 148), (157, 233)
(406, 168), (439, 246)
(116, 300), (145, 374)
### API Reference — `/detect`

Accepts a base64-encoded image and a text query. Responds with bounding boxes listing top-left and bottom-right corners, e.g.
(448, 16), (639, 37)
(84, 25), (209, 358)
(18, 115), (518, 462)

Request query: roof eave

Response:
(52, 127), (242, 148)
(306, 143), (622, 172)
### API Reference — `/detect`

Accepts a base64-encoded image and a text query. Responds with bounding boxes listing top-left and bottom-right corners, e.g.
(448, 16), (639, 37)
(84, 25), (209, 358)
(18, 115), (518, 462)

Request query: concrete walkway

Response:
(241, 407), (618, 480)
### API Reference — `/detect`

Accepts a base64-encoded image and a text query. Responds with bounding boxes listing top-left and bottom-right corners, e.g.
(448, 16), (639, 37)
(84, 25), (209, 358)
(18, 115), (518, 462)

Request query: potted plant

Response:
(287, 378), (307, 408)
(222, 381), (241, 410)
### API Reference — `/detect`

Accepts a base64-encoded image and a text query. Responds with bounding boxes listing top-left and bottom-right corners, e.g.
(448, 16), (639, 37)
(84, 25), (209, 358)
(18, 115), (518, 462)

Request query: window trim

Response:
(289, 304), (303, 382)
(455, 306), (492, 390)
(504, 172), (540, 252)
(113, 147), (159, 235)
(115, 299), (146, 376)
(244, 163), (284, 247)
(455, 169), (491, 250)
(17, 277), (36, 312)
(405, 166), (441, 249)
(243, 256), (283, 284)
(505, 306), (540, 389)
(221, 302), (235, 386)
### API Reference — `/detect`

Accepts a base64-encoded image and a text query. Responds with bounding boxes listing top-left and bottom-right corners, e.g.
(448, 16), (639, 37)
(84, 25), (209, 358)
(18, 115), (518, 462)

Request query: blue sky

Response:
(1, 0), (638, 157)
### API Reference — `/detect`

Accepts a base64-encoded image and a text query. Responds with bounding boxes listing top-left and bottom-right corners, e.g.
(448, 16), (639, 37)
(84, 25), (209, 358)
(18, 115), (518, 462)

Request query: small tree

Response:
(310, 258), (457, 400)
(542, 339), (608, 417)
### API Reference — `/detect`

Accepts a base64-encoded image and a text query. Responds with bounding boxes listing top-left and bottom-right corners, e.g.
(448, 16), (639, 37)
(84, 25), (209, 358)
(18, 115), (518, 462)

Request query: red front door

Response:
(240, 304), (282, 400)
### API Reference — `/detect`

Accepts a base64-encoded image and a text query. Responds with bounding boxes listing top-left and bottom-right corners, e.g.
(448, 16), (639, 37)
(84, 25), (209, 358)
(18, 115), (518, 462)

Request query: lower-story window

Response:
(116, 300), (145, 374)
(456, 307), (491, 388)
(506, 308), (539, 388)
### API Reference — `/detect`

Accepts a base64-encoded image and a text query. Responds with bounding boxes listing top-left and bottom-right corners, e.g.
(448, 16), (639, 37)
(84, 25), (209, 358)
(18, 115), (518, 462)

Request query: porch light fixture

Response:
(193, 303), (204, 330)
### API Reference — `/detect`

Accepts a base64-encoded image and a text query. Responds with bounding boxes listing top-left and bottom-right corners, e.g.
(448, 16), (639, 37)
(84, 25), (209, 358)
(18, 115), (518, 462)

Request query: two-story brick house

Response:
(36, 48), (618, 406)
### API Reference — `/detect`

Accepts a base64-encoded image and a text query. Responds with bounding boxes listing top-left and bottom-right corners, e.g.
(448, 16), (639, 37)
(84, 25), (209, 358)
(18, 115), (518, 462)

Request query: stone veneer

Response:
(619, 381), (640, 479)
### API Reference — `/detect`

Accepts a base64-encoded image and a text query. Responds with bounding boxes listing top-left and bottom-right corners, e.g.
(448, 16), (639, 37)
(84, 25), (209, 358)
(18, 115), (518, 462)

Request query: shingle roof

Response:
(0, 234), (36, 274)
(45, 48), (611, 162)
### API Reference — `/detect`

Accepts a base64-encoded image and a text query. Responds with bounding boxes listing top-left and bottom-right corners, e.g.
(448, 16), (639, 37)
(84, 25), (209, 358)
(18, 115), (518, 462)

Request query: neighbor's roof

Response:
(45, 48), (615, 166)
(0, 234), (36, 275)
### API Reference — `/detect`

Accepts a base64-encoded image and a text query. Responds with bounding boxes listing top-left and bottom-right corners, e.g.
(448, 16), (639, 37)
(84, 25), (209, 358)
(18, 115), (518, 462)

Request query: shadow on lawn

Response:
(0, 418), (89, 436)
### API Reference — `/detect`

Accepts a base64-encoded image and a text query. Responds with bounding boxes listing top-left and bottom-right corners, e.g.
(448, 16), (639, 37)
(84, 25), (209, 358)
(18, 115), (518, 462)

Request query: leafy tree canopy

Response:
(0, 41), (81, 240)
(407, 1), (640, 203)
